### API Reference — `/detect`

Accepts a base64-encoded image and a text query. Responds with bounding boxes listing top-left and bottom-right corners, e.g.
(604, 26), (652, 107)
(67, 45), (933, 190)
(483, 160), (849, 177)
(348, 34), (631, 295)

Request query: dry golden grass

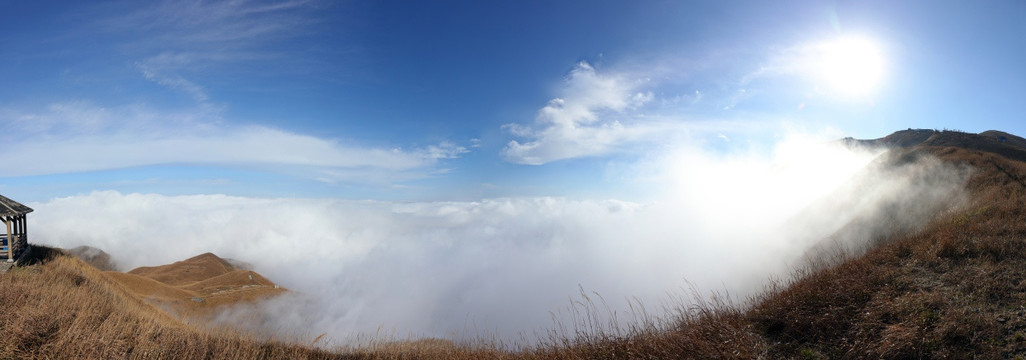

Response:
(100, 252), (287, 321)
(0, 247), (344, 359)
(129, 252), (237, 287)
(5, 141), (1026, 359)
(748, 146), (1026, 359)
(104, 271), (198, 302)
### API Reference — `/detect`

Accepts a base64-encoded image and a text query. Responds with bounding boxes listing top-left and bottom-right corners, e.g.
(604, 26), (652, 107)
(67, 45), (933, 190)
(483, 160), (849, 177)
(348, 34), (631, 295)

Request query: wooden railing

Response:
(1, 234), (25, 261)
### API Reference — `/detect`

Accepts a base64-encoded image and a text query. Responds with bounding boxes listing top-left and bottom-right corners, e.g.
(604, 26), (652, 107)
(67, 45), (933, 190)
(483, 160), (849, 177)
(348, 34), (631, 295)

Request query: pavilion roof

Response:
(0, 194), (33, 218)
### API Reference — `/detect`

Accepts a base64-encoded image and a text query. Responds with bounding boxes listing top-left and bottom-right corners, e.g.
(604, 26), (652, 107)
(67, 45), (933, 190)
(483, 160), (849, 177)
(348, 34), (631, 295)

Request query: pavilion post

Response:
(13, 216), (19, 251)
(15, 215), (23, 255)
(17, 215), (24, 252)
(4, 217), (11, 262)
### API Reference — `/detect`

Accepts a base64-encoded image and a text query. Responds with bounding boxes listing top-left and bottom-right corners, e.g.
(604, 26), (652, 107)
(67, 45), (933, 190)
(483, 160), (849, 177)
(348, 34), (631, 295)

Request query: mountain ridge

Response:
(62, 247), (286, 319)
(843, 128), (1026, 163)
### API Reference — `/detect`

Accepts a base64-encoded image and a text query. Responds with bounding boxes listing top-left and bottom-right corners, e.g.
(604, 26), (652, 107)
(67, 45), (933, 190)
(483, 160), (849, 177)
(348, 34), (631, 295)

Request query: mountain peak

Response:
(845, 129), (1026, 163)
(128, 252), (236, 287)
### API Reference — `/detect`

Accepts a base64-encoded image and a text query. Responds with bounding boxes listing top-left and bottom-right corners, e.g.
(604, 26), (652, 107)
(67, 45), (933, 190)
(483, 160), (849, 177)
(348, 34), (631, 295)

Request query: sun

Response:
(814, 36), (886, 99)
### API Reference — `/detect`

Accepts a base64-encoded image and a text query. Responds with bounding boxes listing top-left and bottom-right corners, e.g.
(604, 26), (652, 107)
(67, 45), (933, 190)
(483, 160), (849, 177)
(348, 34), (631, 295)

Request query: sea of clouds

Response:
(26, 137), (969, 345)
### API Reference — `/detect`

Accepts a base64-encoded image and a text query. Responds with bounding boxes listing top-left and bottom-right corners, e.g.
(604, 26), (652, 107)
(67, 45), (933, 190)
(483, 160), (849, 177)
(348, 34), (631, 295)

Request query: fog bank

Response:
(28, 138), (969, 343)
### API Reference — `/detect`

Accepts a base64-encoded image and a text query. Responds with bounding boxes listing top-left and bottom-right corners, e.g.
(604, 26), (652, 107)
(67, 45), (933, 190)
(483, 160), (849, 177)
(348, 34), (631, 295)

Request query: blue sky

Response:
(1, 0), (1024, 202)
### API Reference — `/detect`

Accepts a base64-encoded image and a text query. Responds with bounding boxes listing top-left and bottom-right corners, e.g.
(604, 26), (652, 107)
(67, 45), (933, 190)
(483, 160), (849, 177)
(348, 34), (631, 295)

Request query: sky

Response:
(1, 0), (1023, 343)
(0, 0), (1023, 201)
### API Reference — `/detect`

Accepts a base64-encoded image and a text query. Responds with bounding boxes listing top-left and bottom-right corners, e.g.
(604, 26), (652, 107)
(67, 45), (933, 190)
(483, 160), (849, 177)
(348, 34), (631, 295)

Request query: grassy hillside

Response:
(0, 247), (342, 359)
(4, 131), (1026, 358)
(0, 249), (504, 359)
(748, 146), (1026, 358)
(113, 252), (286, 319)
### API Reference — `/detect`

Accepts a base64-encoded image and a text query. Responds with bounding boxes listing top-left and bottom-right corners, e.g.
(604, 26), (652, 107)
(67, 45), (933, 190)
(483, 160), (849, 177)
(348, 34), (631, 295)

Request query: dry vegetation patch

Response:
(109, 252), (287, 320)
(0, 248), (343, 359)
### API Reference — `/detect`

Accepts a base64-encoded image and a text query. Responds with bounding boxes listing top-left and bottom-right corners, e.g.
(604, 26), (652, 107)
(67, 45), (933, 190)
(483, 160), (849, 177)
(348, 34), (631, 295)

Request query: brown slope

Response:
(182, 269), (276, 293)
(980, 130), (1026, 149)
(879, 128), (940, 147)
(110, 252), (286, 319)
(179, 269), (286, 311)
(0, 248), (340, 359)
(848, 129), (1026, 163)
(920, 132), (1026, 163)
(104, 271), (199, 301)
(128, 252), (236, 286)
(747, 144), (1026, 358)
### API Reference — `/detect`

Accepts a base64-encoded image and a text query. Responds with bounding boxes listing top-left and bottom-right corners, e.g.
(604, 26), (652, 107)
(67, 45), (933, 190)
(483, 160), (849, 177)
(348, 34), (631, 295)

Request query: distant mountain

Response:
(128, 252), (238, 287)
(59, 247), (277, 308)
(64, 245), (118, 271)
(843, 128), (1026, 162)
(113, 252), (285, 318)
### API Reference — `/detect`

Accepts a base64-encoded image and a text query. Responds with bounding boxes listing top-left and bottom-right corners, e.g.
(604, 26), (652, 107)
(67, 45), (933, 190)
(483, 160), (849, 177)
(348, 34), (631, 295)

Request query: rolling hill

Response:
(0, 247), (340, 359)
(112, 252), (284, 319)
(60, 248), (287, 320)
(4, 128), (1026, 358)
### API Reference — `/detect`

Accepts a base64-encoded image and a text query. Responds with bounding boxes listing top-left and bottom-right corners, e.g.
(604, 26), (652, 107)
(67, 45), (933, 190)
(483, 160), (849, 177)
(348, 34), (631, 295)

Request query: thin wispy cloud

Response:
(0, 1), (473, 191)
(100, 0), (317, 51)
(137, 55), (210, 103)
(89, 0), (327, 102)
(0, 102), (466, 184)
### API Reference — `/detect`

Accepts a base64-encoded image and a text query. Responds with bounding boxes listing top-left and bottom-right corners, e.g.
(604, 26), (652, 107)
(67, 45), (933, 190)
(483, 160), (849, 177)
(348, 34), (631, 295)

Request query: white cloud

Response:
(423, 142), (470, 160)
(501, 62), (677, 165)
(28, 137), (969, 344)
(0, 102), (464, 183)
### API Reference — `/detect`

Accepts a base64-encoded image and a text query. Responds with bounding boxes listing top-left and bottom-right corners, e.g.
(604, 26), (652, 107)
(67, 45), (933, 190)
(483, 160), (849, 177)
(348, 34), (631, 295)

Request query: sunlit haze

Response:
(816, 36), (887, 99)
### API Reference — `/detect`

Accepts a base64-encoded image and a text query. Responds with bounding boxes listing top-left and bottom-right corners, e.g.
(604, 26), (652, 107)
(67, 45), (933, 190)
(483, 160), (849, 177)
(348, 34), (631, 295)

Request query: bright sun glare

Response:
(815, 36), (886, 98)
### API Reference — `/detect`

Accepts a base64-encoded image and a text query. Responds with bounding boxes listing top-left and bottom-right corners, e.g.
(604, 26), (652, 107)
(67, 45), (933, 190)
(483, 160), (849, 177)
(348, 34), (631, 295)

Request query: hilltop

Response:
(0, 247), (340, 359)
(59, 248), (286, 320)
(4, 128), (1026, 358)
(112, 252), (284, 319)
(844, 128), (1026, 162)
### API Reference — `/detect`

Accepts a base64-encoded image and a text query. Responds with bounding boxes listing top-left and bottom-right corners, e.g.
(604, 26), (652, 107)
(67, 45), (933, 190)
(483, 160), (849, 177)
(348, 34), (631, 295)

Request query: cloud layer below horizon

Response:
(27, 138), (970, 343)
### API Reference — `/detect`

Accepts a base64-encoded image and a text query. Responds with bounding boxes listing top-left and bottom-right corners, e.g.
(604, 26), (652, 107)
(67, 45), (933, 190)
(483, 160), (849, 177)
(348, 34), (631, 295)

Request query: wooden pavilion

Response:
(0, 194), (32, 263)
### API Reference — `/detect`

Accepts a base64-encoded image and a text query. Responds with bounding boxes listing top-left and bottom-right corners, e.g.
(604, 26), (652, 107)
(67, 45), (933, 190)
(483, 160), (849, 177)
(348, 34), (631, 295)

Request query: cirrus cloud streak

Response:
(0, 101), (466, 182)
